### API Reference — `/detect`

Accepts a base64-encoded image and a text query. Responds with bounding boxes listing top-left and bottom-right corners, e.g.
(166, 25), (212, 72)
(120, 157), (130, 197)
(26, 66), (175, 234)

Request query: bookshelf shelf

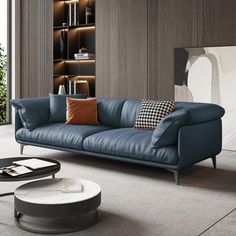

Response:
(53, 0), (95, 96)
(54, 75), (95, 78)
(53, 23), (95, 30)
(53, 59), (95, 62)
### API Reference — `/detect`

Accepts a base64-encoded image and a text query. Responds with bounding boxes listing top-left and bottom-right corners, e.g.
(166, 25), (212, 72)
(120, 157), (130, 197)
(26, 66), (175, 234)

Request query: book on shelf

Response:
(74, 53), (95, 60)
(68, 2), (80, 26)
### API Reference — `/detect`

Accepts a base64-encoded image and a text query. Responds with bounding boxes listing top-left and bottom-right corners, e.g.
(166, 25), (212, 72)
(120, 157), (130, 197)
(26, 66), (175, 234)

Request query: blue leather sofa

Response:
(12, 97), (225, 184)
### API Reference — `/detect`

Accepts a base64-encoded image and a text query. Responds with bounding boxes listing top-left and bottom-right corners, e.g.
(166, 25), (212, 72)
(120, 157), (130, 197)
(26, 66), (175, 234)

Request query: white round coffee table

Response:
(14, 178), (101, 234)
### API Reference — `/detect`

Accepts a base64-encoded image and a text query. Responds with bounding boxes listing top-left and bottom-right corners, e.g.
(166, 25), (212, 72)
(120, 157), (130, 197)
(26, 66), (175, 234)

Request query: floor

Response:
(0, 125), (236, 236)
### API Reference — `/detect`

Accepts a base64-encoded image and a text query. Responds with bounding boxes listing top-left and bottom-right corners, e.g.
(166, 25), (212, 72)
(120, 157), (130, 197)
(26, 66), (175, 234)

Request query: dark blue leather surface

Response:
(16, 123), (112, 150)
(177, 119), (222, 168)
(15, 111), (23, 133)
(83, 128), (178, 165)
(120, 99), (141, 127)
(175, 102), (225, 124)
(49, 93), (87, 122)
(11, 98), (50, 131)
(13, 97), (225, 171)
(97, 98), (126, 127)
(152, 109), (189, 148)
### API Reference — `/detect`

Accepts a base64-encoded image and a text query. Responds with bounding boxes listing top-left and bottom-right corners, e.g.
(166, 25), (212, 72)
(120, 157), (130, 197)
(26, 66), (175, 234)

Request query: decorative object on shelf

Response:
(79, 46), (88, 54)
(68, 1), (80, 26)
(68, 80), (72, 95)
(60, 30), (67, 59)
(58, 85), (66, 95)
(74, 46), (95, 60)
(76, 80), (90, 96)
(62, 22), (67, 26)
(85, 1), (94, 24)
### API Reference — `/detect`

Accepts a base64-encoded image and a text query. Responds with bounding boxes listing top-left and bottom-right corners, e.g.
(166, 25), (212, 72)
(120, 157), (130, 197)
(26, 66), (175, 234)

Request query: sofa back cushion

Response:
(97, 98), (126, 127)
(49, 93), (87, 122)
(120, 99), (141, 127)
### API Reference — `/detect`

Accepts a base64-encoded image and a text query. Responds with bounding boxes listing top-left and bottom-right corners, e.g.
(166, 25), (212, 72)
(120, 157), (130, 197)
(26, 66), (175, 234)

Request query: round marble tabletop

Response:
(14, 178), (101, 234)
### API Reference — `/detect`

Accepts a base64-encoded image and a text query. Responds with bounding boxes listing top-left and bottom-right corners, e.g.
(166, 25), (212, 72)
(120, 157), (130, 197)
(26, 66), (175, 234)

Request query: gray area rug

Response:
(0, 134), (236, 236)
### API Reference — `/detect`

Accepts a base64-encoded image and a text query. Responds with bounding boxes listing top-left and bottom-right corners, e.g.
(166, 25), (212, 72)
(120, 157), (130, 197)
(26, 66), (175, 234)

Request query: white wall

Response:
(11, 0), (21, 124)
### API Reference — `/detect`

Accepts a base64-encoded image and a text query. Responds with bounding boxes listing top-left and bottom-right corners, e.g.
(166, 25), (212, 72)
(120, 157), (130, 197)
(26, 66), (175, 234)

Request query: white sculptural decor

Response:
(174, 46), (236, 151)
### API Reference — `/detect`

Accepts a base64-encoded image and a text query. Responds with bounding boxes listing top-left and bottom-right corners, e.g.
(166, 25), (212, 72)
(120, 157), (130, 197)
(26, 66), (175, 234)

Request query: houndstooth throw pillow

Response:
(134, 100), (175, 130)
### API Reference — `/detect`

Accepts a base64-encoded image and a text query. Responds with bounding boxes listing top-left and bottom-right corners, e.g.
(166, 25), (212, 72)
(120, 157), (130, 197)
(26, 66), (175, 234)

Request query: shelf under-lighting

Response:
(64, 60), (95, 63)
(64, 0), (79, 4)
(77, 26), (95, 30)
(54, 75), (95, 78)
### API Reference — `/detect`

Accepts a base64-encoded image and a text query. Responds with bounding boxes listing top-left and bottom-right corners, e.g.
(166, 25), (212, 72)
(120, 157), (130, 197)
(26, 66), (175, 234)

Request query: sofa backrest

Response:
(97, 98), (141, 128)
(97, 98), (225, 128)
(120, 99), (141, 127)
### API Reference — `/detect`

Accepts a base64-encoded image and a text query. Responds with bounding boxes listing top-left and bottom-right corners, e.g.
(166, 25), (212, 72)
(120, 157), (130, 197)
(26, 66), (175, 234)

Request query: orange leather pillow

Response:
(66, 98), (99, 125)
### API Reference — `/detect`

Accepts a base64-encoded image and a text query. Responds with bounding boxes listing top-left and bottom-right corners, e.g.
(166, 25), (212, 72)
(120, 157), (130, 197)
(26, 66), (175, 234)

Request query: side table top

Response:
(15, 178), (101, 205)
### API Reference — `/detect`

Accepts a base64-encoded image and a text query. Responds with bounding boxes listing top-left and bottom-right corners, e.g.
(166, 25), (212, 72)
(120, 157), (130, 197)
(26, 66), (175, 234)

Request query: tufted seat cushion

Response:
(83, 128), (178, 165)
(16, 123), (112, 150)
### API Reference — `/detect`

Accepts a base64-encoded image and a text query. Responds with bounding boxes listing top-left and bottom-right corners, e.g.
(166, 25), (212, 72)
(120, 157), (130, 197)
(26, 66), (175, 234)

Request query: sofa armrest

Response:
(177, 119), (222, 169)
(152, 103), (225, 148)
(11, 97), (50, 131)
(175, 102), (225, 125)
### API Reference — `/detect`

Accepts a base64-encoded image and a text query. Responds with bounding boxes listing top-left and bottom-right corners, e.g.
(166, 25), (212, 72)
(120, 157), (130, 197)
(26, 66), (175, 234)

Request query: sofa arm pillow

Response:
(49, 93), (87, 122)
(11, 98), (50, 131)
(151, 109), (189, 148)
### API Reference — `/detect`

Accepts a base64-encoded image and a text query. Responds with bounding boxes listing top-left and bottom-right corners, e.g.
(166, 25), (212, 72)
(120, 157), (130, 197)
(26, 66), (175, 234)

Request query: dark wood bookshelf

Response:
(53, 0), (95, 96)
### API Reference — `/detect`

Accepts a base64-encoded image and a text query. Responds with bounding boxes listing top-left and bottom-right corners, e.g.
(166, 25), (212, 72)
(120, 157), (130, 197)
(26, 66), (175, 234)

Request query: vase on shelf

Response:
(58, 85), (66, 95)
(60, 30), (67, 59)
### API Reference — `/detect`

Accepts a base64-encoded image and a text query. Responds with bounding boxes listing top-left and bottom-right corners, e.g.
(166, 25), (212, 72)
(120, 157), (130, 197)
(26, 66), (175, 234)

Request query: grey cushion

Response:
(152, 109), (189, 148)
(11, 98), (50, 131)
(49, 93), (87, 122)
(16, 123), (111, 150)
(83, 128), (178, 165)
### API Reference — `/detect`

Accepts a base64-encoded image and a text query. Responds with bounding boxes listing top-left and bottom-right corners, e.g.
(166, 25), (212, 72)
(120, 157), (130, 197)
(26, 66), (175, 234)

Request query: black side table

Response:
(0, 157), (60, 197)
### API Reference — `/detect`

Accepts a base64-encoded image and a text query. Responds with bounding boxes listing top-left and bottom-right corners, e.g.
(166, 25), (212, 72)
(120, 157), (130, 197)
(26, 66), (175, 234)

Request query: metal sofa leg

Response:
(20, 144), (24, 155)
(211, 156), (216, 169)
(167, 169), (180, 185)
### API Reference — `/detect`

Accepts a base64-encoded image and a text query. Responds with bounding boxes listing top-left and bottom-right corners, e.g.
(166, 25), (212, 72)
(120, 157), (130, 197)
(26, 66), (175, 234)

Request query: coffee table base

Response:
(15, 210), (100, 234)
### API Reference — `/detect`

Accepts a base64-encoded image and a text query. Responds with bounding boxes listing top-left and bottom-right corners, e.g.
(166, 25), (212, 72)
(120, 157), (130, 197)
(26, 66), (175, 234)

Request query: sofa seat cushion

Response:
(16, 123), (112, 150)
(83, 128), (178, 165)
